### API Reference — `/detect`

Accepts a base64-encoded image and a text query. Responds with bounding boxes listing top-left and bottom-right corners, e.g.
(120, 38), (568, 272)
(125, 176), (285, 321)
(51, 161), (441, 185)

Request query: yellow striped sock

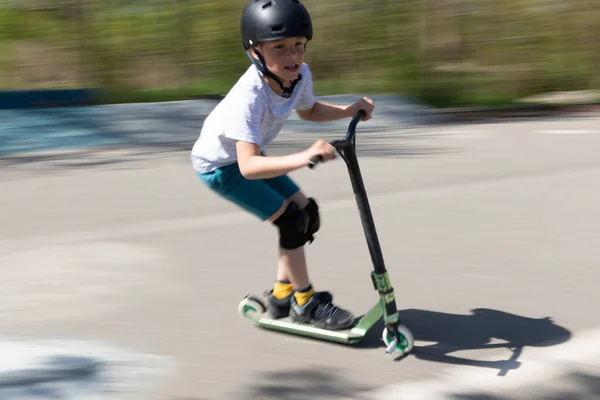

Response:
(294, 286), (315, 306)
(273, 281), (293, 300)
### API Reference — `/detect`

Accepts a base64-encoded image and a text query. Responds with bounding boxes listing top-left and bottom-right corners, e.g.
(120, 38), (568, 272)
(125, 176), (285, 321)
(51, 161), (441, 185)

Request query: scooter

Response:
(238, 110), (414, 357)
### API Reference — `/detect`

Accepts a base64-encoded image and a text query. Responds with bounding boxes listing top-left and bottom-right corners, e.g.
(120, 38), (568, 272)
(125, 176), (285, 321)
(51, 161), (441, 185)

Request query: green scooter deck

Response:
(248, 302), (383, 345)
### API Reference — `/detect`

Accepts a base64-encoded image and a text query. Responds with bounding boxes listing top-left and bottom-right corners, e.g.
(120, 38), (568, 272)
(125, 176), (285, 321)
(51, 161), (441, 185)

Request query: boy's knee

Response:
(273, 198), (320, 249)
(304, 197), (320, 236)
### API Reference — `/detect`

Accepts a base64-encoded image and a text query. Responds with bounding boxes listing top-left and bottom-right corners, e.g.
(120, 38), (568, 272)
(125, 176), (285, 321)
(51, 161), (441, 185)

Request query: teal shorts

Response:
(197, 162), (300, 221)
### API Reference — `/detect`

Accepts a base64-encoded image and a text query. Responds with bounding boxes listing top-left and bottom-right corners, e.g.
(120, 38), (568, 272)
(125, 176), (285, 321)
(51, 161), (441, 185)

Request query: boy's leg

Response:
(265, 190), (311, 290)
(198, 166), (354, 329)
(197, 164), (299, 318)
(197, 163), (285, 221)
(262, 176), (312, 292)
(264, 176), (355, 330)
(264, 197), (310, 318)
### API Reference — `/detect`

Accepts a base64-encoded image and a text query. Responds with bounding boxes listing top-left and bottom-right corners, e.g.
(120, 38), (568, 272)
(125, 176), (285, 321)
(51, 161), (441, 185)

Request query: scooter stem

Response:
(333, 140), (387, 275)
(334, 139), (402, 333)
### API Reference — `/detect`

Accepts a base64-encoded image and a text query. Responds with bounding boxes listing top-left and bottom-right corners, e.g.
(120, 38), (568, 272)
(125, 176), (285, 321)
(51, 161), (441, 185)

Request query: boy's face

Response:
(255, 36), (307, 86)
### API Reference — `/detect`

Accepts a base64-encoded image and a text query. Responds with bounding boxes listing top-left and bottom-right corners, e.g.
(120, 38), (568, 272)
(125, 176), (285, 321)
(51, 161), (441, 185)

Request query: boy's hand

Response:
(305, 139), (336, 164)
(346, 96), (375, 121)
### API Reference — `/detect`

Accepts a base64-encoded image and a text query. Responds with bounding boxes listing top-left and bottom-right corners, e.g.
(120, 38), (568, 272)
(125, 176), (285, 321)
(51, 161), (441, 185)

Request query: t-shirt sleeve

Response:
(223, 90), (264, 145)
(294, 65), (316, 111)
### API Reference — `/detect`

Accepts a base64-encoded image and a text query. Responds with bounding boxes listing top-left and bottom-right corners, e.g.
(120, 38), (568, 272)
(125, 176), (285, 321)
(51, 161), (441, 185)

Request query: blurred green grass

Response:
(1, 0), (599, 108)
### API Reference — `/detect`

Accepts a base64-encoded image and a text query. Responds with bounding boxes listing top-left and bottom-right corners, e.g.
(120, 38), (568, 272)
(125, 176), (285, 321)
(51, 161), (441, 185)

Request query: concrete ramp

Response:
(0, 95), (437, 157)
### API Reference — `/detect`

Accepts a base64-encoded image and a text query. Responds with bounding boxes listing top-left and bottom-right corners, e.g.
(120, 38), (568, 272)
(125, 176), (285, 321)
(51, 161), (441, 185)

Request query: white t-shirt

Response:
(190, 63), (316, 174)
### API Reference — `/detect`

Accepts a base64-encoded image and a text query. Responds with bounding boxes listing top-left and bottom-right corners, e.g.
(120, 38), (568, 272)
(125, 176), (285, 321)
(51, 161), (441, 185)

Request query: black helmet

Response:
(241, 0), (313, 50)
(240, 0), (313, 98)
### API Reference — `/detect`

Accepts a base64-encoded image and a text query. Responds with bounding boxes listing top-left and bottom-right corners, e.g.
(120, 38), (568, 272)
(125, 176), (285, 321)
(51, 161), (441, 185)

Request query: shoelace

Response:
(314, 300), (341, 319)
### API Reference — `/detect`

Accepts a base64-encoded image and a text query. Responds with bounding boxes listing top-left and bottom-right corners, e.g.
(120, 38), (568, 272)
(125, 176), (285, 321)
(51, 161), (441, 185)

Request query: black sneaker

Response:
(265, 290), (292, 319)
(289, 291), (355, 330)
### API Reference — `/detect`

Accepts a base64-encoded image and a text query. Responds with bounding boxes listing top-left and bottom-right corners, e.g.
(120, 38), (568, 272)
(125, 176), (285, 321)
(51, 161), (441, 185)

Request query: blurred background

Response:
(2, 2), (600, 400)
(1, 0), (599, 107)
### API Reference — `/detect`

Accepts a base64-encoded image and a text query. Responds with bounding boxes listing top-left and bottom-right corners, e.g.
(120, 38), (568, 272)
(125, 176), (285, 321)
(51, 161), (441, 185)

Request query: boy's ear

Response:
(249, 47), (260, 61)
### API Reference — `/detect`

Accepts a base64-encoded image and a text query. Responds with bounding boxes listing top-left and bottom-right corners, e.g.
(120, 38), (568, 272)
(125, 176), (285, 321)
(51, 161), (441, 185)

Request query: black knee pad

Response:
(274, 198), (320, 249)
(304, 197), (320, 238)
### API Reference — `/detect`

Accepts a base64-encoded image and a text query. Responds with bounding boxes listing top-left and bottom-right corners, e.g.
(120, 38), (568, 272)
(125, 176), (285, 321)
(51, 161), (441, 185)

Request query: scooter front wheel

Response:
(382, 324), (414, 356)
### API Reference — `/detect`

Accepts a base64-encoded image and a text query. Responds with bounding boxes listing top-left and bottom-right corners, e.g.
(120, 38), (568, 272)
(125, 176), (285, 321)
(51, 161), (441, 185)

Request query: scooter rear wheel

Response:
(238, 295), (266, 319)
(382, 324), (414, 355)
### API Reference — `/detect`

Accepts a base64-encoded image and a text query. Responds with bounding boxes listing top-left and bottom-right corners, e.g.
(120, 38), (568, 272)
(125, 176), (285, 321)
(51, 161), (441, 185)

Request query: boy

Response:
(190, 0), (374, 330)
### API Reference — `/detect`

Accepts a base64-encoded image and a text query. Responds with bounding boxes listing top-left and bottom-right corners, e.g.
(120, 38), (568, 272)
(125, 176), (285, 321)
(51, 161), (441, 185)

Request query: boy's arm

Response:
(237, 139), (336, 180)
(237, 141), (307, 180)
(296, 101), (351, 122)
(297, 96), (375, 122)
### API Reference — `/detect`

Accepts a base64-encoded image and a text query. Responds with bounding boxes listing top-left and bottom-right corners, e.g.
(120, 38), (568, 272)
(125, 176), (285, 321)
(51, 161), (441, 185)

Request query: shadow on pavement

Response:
(451, 370), (600, 400)
(0, 355), (100, 387)
(239, 308), (572, 399)
(239, 368), (374, 400)
(356, 308), (571, 375)
(0, 355), (101, 398)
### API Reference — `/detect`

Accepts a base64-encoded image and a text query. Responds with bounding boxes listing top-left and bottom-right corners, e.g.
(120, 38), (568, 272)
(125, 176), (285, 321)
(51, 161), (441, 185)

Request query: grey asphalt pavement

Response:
(1, 112), (600, 399)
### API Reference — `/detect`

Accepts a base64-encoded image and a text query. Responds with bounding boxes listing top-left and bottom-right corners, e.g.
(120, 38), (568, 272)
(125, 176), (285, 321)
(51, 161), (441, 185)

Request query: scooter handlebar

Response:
(307, 110), (367, 169)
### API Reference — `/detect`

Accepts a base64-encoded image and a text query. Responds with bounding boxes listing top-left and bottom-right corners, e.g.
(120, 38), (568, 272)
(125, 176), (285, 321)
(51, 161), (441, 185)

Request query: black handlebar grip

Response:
(307, 110), (366, 170)
(308, 155), (323, 169)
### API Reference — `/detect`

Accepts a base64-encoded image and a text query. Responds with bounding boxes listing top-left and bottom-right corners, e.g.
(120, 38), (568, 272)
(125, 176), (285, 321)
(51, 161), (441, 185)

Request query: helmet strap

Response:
(245, 48), (302, 98)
